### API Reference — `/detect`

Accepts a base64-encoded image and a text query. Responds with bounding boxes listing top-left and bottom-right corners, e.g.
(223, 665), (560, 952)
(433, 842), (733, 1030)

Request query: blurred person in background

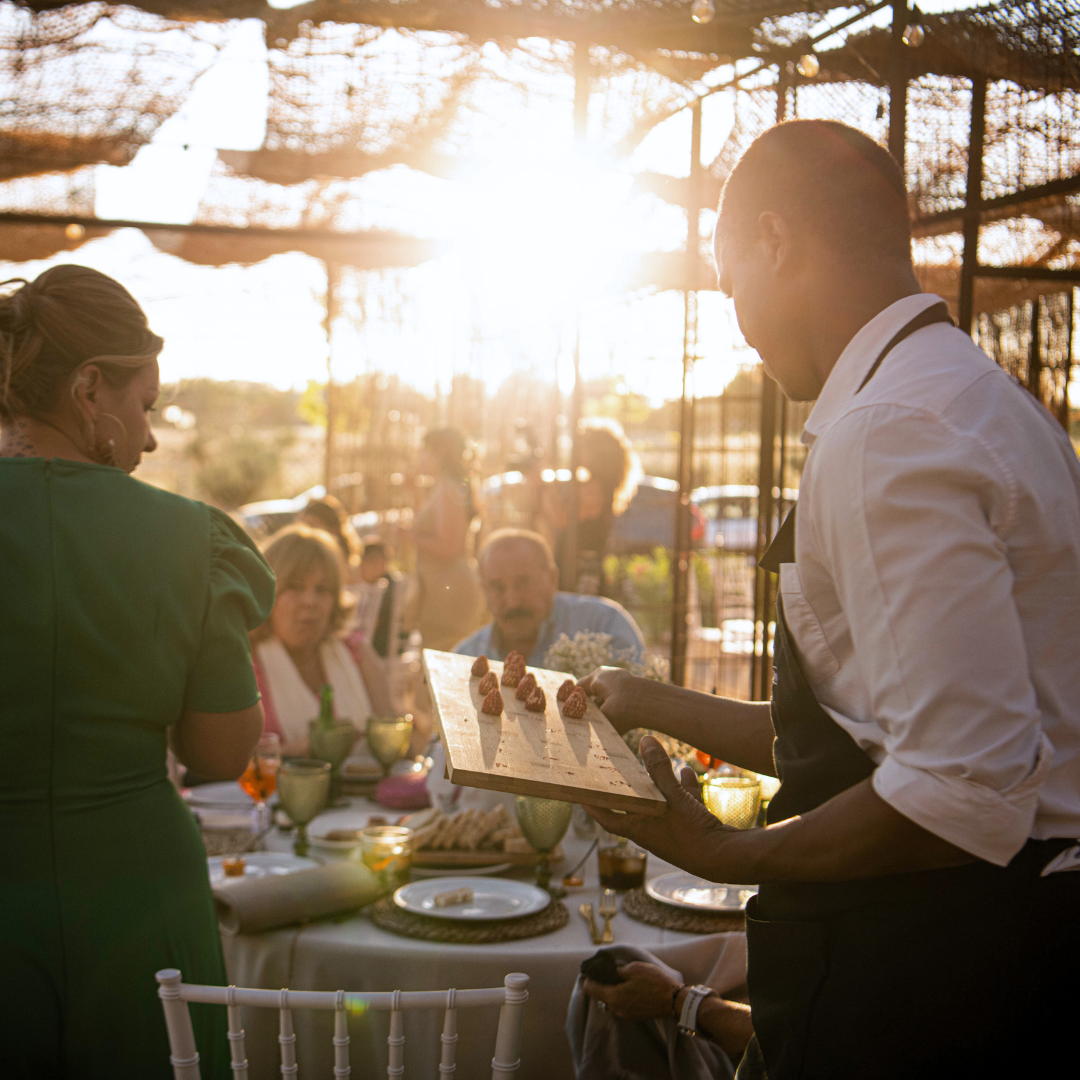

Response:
(0, 266), (274, 1078)
(543, 418), (641, 595)
(253, 525), (392, 755)
(412, 426), (484, 650)
(352, 535), (404, 659)
(454, 529), (644, 665)
(300, 493), (361, 579)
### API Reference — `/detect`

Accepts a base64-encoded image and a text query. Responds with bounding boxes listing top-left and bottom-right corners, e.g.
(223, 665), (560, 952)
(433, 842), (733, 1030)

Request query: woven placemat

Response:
(622, 889), (745, 935)
(202, 828), (255, 857)
(370, 896), (569, 943)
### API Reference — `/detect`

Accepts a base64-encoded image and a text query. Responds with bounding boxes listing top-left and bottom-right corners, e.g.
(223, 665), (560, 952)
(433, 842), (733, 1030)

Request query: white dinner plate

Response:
(393, 877), (550, 921)
(646, 872), (758, 912)
(187, 781), (253, 808)
(208, 852), (319, 885)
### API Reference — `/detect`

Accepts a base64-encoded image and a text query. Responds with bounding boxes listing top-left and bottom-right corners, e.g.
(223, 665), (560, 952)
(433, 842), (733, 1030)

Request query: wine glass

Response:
(308, 719), (357, 806)
(702, 776), (762, 830)
(237, 733), (281, 837)
(367, 715), (414, 778)
(277, 758), (331, 857)
(515, 795), (573, 897)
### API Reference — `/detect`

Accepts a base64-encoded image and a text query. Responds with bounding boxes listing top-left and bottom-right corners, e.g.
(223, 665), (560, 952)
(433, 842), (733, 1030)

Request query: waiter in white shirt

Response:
(581, 119), (1080, 1077)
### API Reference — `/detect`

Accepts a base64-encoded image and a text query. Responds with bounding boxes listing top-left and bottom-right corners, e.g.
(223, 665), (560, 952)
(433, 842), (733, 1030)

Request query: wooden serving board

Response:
(422, 650), (666, 816)
(412, 844), (564, 869)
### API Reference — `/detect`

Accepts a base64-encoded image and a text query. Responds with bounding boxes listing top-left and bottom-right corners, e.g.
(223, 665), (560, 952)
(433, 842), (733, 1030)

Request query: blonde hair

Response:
(0, 266), (162, 419)
(252, 525), (354, 644)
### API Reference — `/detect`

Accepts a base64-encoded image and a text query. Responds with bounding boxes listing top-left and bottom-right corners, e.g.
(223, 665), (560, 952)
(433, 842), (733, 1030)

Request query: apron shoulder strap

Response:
(760, 505), (796, 572)
(855, 301), (954, 393)
(758, 301), (953, 574)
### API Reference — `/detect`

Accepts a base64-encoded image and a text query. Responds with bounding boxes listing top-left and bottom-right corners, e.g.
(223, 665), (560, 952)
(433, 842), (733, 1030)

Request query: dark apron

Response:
(742, 304), (1080, 1078)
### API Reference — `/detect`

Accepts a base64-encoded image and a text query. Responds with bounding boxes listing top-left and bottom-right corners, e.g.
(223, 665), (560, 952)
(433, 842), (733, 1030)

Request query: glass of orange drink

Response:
(238, 733), (281, 836)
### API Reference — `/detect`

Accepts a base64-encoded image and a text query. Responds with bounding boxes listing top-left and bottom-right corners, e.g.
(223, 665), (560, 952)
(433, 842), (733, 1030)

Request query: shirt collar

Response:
(802, 293), (945, 447)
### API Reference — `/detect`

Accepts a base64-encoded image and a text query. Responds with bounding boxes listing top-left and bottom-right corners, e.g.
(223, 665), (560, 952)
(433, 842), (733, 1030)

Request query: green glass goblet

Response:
(308, 720), (357, 806)
(277, 758), (331, 857)
(515, 795), (573, 897)
(367, 715), (414, 778)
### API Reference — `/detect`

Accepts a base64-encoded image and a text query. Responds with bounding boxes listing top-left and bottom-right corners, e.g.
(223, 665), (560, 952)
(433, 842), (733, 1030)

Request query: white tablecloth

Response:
(220, 798), (747, 1080)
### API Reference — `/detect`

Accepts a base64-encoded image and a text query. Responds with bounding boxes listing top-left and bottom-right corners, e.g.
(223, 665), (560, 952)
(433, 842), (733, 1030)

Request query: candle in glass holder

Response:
(359, 825), (413, 893)
(702, 777), (762, 830)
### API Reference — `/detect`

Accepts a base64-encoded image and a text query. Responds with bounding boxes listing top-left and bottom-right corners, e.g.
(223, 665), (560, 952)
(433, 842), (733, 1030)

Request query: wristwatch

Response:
(677, 984), (717, 1037)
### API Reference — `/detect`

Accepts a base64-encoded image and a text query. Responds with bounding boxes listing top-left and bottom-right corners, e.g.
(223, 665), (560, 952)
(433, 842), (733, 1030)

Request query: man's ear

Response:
(756, 211), (794, 277)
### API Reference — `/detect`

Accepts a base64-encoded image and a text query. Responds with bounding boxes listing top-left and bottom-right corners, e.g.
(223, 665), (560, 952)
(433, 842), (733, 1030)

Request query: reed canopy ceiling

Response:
(1, 0), (1078, 325)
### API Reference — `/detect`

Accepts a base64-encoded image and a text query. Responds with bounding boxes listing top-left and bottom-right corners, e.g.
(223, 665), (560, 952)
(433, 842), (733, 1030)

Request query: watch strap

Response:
(677, 984), (715, 1036)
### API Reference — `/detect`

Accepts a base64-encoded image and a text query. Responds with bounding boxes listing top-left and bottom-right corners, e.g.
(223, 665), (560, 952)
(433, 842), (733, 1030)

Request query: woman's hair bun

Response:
(0, 265), (162, 419)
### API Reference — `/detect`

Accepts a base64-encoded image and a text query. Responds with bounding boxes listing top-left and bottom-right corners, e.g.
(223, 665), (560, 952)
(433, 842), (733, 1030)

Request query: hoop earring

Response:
(93, 412), (127, 470)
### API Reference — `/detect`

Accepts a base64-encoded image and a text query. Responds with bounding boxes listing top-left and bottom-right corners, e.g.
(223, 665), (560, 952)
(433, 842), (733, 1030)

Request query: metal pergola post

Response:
(669, 99), (703, 686)
(323, 260), (339, 491)
(746, 73), (790, 701)
(959, 77), (987, 336)
(888, 0), (909, 168)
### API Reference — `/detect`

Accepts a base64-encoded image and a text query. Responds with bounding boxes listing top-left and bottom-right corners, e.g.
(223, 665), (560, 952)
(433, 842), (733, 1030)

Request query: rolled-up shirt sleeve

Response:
(808, 403), (1054, 865)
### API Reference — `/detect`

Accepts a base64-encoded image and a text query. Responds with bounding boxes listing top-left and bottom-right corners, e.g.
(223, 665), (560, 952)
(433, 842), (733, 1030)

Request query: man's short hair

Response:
(360, 535), (391, 561)
(479, 529), (556, 573)
(718, 120), (911, 265)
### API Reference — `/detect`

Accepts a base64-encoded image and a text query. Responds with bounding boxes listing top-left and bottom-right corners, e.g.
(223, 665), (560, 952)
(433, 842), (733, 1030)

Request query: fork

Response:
(579, 903), (602, 945)
(599, 889), (617, 944)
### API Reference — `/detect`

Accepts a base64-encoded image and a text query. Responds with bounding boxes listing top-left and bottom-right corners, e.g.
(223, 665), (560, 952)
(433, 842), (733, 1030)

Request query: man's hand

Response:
(582, 961), (681, 1021)
(584, 735), (737, 880)
(576, 667), (642, 735)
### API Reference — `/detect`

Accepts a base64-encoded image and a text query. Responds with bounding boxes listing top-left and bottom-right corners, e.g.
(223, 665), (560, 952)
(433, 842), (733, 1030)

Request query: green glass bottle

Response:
(318, 683), (334, 730)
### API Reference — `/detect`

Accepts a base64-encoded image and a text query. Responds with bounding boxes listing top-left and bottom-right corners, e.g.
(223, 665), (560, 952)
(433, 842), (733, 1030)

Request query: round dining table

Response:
(218, 795), (748, 1080)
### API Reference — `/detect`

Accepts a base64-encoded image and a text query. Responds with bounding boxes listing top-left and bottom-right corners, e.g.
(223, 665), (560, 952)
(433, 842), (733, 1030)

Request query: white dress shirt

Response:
(784, 293), (1080, 865)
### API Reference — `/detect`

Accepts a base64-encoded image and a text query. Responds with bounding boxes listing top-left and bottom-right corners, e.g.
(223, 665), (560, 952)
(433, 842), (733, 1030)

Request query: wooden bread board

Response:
(412, 844), (564, 869)
(422, 649), (666, 816)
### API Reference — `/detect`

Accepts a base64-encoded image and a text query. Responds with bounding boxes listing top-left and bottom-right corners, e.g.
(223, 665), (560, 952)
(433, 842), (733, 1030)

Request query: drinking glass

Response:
(367, 715), (414, 777)
(515, 795), (573, 896)
(308, 720), (357, 806)
(755, 773), (782, 825)
(277, 758), (331, 857)
(359, 825), (413, 894)
(702, 776), (762, 830)
(597, 838), (648, 891)
(237, 733), (281, 836)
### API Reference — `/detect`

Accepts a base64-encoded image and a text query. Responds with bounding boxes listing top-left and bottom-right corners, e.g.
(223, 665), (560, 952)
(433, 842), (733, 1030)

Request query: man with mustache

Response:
(453, 528), (644, 665)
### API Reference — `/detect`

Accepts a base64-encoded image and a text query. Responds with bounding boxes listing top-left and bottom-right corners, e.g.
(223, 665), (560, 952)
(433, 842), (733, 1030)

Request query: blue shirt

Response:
(453, 591), (646, 666)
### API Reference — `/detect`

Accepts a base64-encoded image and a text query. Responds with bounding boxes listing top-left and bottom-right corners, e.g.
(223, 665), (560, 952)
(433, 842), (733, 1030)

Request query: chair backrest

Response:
(156, 969), (529, 1080)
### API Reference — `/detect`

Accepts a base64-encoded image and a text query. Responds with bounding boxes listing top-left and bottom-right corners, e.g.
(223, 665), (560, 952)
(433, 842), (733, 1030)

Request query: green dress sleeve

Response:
(184, 507), (276, 713)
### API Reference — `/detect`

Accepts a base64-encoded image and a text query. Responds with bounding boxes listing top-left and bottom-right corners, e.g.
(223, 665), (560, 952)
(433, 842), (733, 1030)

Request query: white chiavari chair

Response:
(156, 968), (529, 1080)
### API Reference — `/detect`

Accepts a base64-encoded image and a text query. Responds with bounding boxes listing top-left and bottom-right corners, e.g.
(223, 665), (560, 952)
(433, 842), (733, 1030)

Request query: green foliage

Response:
(298, 380), (327, 429)
(161, 379), (302, 433)
(187, 430), (293, 509)
(604, 547), (672, 644)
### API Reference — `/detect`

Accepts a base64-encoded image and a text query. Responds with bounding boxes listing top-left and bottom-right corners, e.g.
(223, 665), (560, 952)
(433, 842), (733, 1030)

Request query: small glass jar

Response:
(358, 825), (413, 893)
(597, 839), (648, 891)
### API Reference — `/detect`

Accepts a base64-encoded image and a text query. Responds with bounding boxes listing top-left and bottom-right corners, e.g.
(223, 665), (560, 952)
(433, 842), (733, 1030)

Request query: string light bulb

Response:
(902, 23), (926, 47)
(691, 0), (715, 24)
(796, 53), (820, 78)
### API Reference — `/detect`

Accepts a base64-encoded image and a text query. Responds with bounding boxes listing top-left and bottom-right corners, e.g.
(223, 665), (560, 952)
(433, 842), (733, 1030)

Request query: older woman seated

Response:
(253, 525), (392, 754)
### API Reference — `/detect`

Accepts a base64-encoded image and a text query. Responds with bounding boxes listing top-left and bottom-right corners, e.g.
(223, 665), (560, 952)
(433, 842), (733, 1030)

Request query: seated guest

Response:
(253, 525), (393, 755)
(454, 528), (645, 664)
(299, 493), (361, 577)
(351, 535), (405, 658)
(571, 948), (755, 1080)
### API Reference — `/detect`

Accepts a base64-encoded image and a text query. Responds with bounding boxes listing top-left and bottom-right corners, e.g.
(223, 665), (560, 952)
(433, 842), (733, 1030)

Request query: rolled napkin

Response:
(213, 861), (383, 935)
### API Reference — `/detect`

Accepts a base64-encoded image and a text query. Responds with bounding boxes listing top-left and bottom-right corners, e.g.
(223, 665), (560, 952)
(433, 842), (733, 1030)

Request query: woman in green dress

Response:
(0, 266), (274, 1078)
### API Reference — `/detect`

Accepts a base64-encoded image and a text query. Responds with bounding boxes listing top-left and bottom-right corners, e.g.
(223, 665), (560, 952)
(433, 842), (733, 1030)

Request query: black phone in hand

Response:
(580, 951), (625, 986)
